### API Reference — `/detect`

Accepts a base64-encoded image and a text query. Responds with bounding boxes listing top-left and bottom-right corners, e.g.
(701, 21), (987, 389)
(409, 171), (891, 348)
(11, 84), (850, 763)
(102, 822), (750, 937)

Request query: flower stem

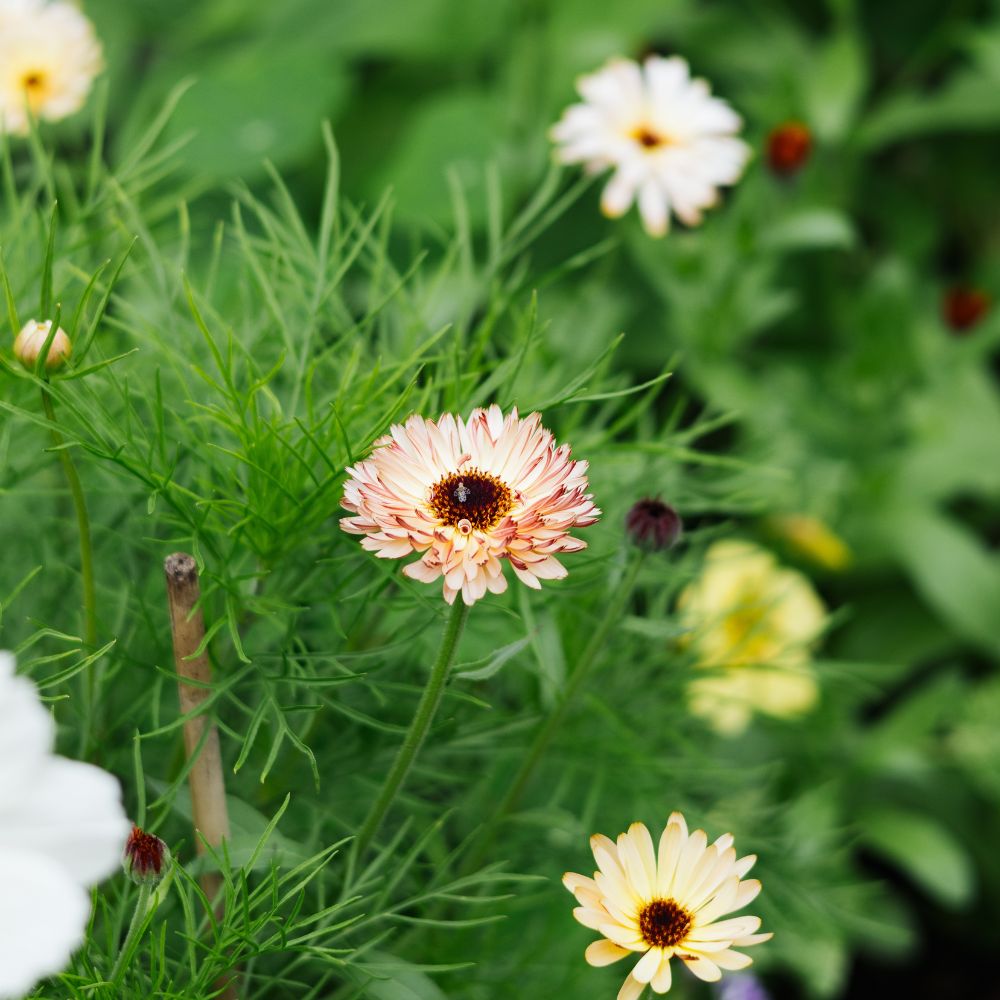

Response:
(352, 599), (471, 867)
(109, 882), (152, 987)
(470, 553), (645, 866)
(40, 388), (98, 648)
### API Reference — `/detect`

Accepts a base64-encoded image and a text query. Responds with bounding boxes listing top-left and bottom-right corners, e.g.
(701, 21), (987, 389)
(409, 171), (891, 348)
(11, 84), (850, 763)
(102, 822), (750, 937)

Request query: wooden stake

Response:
(164, 553), (238, 998)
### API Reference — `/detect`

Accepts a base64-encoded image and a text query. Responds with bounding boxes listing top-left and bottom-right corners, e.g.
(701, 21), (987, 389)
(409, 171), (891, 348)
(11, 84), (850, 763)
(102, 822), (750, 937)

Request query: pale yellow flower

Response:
(0, 0), (103, 136)
(564, 812), (771, 999)
(766, 514), (852, 572)
(677, 540), (826, 734)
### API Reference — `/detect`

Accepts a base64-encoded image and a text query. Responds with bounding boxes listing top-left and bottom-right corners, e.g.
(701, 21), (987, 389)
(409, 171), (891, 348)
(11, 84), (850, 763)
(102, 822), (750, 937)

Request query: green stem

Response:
(352, 599), (471, 866)
(109, 882), (152, 986)
(41, 388), (98, 649)
(471, 553), (645, 864)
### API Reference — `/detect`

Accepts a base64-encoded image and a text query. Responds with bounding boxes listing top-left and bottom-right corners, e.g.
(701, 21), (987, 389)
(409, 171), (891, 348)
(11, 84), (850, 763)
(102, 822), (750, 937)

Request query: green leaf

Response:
(885, 506), (1000, 655)
(163, 41), (348, 179)
(804, 27), (868, 142)
(861, 807), (974, 908)
(759, 208), (857, 253)
(857, 73), (1000, 150)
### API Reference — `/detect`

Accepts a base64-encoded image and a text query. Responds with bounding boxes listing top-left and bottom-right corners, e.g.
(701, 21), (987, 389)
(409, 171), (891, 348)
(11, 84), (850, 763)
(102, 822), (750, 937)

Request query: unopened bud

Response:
(766, 121), (812, 177)
(626, 498), (683, 551)
(13, 319), (72, 371)
(123, 825), (170, 886)
(942, 286), (990, 334)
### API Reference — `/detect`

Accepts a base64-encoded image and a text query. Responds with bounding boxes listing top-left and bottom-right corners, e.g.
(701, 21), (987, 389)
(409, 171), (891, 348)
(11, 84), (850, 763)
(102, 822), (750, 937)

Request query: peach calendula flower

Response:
(341, 405), (600, 606)
(677, 540), (826, 734)
(0, 0), (103, 137)
(564, 812), (771, 999)
(550, 55), (750, 236)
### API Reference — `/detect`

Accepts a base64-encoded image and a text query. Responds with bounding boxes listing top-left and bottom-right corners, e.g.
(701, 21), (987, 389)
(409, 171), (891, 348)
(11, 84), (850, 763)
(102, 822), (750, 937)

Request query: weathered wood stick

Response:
(164, 552), (238, 999)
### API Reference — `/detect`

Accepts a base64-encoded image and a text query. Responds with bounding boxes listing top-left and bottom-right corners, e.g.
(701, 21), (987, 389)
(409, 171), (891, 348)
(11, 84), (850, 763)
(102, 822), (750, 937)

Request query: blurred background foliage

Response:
(2, 0), (1000, 997)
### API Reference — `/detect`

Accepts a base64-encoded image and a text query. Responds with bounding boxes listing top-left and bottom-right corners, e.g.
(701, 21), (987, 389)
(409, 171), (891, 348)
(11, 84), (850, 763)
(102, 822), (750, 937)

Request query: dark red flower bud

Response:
(626, 499), (683, 551)
(766, 121), (812, 177)
(943, 287), (990, 333)
(123, 825), (170, 886)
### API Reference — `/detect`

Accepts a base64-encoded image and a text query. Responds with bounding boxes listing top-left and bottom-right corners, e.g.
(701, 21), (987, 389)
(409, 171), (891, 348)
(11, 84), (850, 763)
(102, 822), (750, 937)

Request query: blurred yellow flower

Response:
(766, 514), (852, 572)
(677, 540), (826, 734)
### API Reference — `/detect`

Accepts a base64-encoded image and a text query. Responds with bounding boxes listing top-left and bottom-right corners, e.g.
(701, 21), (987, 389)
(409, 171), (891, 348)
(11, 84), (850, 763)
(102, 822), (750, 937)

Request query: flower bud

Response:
(766, 121), (812, 177)
(13, 319), (72, 371)
(123, 825), (170, 886)
(626, 498), (683, 551)
(942, 286), (990, 334)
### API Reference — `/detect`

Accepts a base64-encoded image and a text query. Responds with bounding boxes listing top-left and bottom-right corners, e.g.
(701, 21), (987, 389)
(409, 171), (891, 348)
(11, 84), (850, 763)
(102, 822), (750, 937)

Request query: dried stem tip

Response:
(163, 553), (231, 861)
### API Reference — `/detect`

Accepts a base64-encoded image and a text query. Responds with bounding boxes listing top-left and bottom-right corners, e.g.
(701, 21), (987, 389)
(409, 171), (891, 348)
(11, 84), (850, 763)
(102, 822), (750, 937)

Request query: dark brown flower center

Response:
(428, 468), (513, 532)
(632, 125), (670, 150)
(638, 898), (693, 948)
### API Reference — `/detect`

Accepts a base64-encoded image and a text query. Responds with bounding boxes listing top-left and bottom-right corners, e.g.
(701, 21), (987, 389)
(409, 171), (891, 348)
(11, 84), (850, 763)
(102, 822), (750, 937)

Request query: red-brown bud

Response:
(942, 287), (990, 333)
(766, 121), (812, 177)
(123, 825), (170, 886)
(626, 499), (683, 551)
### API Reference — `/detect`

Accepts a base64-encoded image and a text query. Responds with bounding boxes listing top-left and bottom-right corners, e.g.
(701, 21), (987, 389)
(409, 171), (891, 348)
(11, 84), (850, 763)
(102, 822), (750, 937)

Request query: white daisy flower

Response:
(0, 0), (103, 137)
(551, 55), (750, 237)
(564, 812), (771, 999)
(340, 404), (601, 606)
(0, 651), (130, 999)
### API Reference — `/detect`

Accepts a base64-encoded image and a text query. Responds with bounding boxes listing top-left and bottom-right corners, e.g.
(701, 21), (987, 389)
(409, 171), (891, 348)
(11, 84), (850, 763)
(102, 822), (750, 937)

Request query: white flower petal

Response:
(586, 939), (631, 966)
(0, 849), (91, 1000)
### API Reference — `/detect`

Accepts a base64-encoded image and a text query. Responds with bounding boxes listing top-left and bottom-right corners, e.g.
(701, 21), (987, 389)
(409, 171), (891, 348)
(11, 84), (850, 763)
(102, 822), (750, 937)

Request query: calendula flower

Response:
(551, 55), (750, 236)
(0, 0), (103, 137)
(677, 541), (826, 734)
(0, 651), (130, 999)
(564, 812), (771, 999)
(341, 405), (600, 605)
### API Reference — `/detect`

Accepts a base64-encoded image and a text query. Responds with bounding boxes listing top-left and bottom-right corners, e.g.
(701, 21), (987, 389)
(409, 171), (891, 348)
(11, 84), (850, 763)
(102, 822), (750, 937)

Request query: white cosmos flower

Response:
(551, 55), (750, 237)
(564, 812), (771, 999)
(0, 651), (130, 999)
(340, 405), (600, 606)
(0, 0), (103, 136)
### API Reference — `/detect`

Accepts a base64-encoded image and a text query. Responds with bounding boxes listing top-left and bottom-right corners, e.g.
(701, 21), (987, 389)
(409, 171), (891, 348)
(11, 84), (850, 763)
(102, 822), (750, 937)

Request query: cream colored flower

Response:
(677, 540), (826, 734)
(340, 405), (600, 606)
(13, 318), (72, 370)
(550, 55), (750, 236)
(0, 0), (103, 136)
(0, 651), (130, 999)
(564, 812), (771, 999)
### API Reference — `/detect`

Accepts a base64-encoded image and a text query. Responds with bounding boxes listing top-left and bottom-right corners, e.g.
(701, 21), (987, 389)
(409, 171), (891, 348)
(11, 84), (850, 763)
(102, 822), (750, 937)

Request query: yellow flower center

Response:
(428, 468), (513, 532)
(638, 898), (692, 948)
(631, 124), (671, 150)
(20, 69), (51, 110)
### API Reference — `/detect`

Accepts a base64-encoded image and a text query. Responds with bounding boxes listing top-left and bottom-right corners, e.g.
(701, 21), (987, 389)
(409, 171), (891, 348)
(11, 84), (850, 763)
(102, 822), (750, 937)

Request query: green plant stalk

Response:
(109, 882), (152, 987)
(40, 388), (98, 649)
(471, 553), (645, 864)
(41, 388), (98, 744)
(352, 599), (471, 865)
